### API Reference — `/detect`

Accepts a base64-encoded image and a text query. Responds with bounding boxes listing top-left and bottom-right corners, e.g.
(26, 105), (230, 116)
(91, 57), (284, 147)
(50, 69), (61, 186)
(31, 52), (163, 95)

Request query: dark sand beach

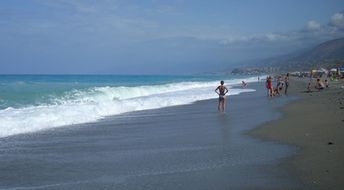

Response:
(251, 77), (344, 189)
(0, 83), (302, 190)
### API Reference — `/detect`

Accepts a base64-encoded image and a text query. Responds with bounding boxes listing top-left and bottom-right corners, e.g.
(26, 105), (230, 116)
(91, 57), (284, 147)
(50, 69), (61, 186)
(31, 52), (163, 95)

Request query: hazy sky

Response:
(1, 0), (344, 74)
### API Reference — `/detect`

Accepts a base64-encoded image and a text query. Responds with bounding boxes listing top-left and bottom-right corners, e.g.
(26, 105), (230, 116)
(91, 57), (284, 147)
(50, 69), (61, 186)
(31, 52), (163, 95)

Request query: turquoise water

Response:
(0, 77), (300, 190)
(0, 75), (230, 109)
(0, 75), (258, 137)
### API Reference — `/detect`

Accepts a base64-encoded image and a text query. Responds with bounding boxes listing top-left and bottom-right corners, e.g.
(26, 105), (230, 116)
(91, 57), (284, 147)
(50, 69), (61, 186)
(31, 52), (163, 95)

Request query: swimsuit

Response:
(218, 85), (226, 101)
(219, 95), (225, 101)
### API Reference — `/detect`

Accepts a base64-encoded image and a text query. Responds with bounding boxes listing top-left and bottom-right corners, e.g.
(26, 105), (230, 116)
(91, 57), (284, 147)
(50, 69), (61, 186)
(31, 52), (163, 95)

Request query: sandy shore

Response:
(251, 77), (344, 189)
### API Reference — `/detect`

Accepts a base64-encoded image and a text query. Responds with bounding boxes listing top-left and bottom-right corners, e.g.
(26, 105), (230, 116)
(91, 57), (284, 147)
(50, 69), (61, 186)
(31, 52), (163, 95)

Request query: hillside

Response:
(297, 38), (344, 61)
(285, 38), (344, 70)
(232, 38), (344, 74)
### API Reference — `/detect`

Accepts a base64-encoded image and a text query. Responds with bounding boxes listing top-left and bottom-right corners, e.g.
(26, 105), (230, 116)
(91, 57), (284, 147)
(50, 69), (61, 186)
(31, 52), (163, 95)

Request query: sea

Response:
(0, 75), (258, 138)
(0, 74), (303, 190)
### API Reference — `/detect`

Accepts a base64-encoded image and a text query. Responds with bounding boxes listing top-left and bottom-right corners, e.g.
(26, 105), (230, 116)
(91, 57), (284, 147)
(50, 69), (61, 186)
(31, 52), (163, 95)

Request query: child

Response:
(307, 82), (312, 92)
(273, 87), (280, 96)
(325, 79), (329, 88)
(315, 78), (325, 90)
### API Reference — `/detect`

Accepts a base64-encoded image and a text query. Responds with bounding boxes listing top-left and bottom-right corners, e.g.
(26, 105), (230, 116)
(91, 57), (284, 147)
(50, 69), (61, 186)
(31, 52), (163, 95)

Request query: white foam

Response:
(0, 77), (258, 138)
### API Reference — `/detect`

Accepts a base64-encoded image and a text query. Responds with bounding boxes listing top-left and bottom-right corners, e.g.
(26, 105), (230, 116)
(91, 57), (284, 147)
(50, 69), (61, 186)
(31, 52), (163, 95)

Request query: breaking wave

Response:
(0, 77), (258, 137)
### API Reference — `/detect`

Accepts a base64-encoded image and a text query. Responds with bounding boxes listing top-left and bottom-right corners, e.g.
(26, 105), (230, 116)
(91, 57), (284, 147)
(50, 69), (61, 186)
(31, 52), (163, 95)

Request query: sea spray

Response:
(0, 75), (260, 137)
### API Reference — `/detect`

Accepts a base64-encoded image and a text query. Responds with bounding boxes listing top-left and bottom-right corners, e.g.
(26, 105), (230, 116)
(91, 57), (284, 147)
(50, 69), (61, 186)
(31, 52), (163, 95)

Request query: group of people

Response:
(214, 70), (338, 113)
(307, 78), (329, 92)
(265, 73), (289, 97)
(214, 74), (290, 113)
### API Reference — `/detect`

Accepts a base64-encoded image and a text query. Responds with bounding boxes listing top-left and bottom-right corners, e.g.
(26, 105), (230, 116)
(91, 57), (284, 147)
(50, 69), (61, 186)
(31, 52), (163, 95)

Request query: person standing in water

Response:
(242, 81), (247, 88)
(266, 76), (273, 97)
(215, 81), (229, 112)
(284, 73), (289, 95)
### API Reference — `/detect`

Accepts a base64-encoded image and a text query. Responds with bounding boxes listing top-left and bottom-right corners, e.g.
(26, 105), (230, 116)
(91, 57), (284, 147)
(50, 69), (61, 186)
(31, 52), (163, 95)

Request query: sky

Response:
(0, 0), (344, 74)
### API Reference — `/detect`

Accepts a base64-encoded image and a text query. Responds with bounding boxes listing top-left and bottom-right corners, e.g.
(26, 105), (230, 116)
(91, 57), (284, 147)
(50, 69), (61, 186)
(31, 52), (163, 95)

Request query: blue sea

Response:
(0, 75), (258, 138)
(0, 74), (302, 190)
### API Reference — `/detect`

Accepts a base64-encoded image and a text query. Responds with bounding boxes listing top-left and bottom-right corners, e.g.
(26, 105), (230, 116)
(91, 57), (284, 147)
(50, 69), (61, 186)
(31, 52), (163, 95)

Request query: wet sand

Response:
(251, 77), (344, 189)
(0, 82), (301, 190)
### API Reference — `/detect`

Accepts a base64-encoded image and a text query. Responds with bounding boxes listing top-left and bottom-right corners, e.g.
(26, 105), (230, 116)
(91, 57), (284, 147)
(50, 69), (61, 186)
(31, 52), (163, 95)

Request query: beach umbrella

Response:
(320, 68), (328, 74)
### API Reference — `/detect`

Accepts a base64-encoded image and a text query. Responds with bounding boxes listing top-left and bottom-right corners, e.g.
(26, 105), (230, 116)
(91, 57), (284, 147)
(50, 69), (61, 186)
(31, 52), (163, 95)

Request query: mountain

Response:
(231, 37), (344, 74)
(297, 38), (344, 61)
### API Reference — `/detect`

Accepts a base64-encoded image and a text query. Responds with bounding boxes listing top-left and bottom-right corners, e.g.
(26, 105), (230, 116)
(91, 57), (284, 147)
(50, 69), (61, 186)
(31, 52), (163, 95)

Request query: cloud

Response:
(2, 1), (344, 62)
(219, 34), (284, 45)
(36, 0), (105, 14)
(307, 20), (321, 31)
(156, 5), (181, 15)
(330, 11), (344, 29)
(218, 12), (344, 47)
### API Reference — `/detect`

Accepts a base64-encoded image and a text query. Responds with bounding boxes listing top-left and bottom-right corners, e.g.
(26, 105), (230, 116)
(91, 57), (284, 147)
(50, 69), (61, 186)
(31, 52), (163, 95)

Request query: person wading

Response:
(215, 80), (229, 113)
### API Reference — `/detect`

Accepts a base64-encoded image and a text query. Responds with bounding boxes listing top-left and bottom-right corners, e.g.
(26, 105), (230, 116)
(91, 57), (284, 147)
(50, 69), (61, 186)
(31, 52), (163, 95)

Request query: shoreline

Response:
(0, 81), (301, 190)
(250, 77), (344, 189)
(0, 76), (259, 139)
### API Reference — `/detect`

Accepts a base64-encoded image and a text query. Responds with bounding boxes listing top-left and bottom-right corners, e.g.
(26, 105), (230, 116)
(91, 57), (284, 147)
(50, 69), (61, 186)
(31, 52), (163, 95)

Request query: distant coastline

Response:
(229, 37), (344, 76)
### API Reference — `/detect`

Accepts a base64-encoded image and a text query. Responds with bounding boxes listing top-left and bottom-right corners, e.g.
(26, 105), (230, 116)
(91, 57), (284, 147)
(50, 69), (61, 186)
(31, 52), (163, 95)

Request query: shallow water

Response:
(0, 75), (258, 138)
(0, 82), (301, 190)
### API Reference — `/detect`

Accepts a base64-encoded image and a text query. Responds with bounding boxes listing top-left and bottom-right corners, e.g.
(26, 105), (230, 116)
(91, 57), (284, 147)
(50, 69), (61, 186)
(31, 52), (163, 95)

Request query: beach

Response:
(0, 81), (302, 190)
(1, 1), (344, 189)
(251, 77), (344, 189)
(1, 76), (343, 189)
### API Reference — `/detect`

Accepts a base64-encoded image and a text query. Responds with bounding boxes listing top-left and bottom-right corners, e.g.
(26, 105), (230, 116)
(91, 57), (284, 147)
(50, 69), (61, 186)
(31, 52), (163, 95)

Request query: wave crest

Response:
(0, 77), (258, 137)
